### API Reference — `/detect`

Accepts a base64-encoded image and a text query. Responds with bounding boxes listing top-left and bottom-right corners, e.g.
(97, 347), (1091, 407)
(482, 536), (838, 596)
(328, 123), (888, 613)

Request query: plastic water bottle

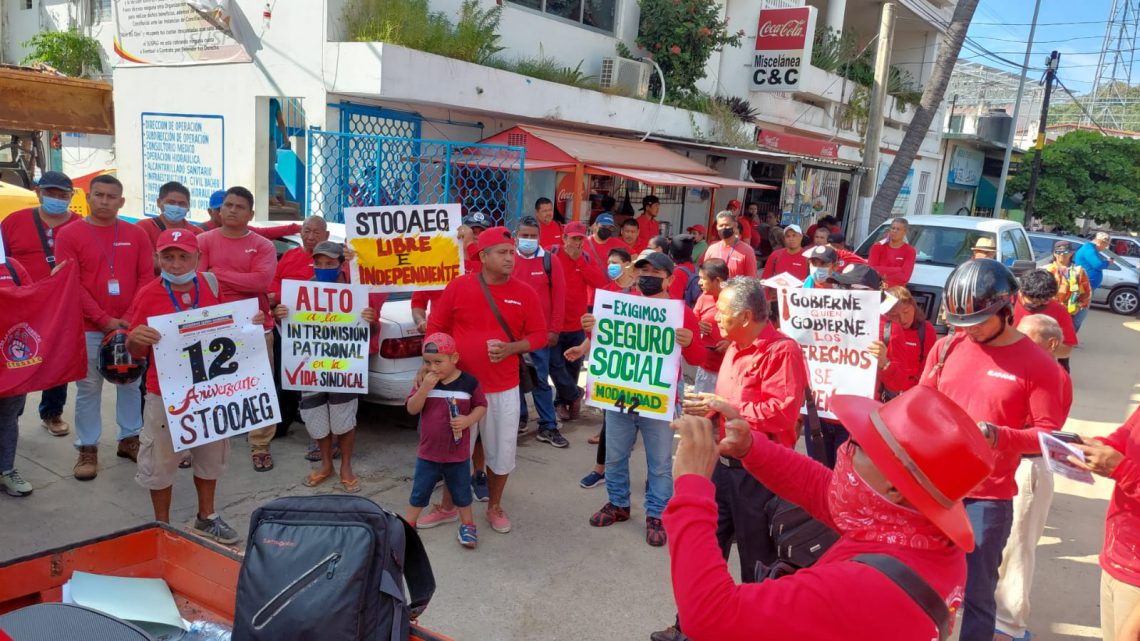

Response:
(183, 621), (232, 641)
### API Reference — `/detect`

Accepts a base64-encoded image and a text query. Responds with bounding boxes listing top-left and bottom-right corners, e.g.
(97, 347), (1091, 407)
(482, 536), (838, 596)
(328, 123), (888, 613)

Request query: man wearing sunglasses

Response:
(1044, 240), (1092, 333)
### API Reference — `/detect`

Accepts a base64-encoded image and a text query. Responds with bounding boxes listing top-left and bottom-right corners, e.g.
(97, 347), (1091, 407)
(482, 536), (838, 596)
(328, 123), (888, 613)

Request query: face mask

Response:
(811, 267), (830, 283)
(607, 264), (623, 280)
(597, 227), (614, 241)
(517, 238), (539, 255)
(637, 275), (665, 297)
(41, 196), (70, 216)
(314, 267), (341, 283)
(718, 227), (735, 240)
(161, 270), (195, 285)
(163, 204), (189, 222)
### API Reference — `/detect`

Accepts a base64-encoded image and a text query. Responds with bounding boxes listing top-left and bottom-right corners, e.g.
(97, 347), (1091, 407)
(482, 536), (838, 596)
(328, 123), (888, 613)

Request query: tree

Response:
(868, 0), (979, 228)
(1006, 130), (1140, 230)
(634, 0), (743, 101)
(21, 29), (104, 78)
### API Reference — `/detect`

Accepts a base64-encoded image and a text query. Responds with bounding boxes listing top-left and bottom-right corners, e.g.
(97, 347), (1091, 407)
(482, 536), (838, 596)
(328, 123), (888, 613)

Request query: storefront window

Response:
(506, 0), (616, 34)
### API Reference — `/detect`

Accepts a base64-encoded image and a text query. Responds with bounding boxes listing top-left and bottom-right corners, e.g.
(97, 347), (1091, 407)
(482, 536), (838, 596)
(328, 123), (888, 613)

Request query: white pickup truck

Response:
(855, 215), (1036, 333)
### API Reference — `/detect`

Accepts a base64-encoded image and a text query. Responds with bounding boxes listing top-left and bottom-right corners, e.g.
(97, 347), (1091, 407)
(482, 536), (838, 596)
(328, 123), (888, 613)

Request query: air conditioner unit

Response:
(599, 57), (652, 99)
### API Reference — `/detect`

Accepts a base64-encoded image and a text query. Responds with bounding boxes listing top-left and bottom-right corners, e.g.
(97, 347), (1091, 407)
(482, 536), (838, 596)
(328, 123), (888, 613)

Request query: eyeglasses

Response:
(1054, 250), (1072, 255)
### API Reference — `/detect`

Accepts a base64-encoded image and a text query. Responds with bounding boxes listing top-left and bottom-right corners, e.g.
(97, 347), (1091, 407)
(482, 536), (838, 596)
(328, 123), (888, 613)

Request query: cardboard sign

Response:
(585, 290), (684, 421)
(149, 298), (279, 452)
(751, 6), (817, 92)
(780, 288), (880, 419)
(1039, 432), (1095, 484)
(279, 280), (370, 393)
(346, 204), (463, 293)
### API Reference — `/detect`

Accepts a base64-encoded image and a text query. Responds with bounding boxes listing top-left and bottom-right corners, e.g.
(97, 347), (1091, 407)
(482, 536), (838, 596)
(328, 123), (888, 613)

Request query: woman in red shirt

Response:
(870, 286), (936, 400)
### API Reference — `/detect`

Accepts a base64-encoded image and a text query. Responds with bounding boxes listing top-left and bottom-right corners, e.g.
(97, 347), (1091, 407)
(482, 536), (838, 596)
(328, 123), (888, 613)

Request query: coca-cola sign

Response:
(752, 6), (817, 92)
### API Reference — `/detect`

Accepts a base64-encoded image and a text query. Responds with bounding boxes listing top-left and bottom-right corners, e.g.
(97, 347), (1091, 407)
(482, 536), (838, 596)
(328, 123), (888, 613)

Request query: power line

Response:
(969, 34), (1107, 44)
(970, 20), (1116, 26)
(1055, 77), (1113, 134)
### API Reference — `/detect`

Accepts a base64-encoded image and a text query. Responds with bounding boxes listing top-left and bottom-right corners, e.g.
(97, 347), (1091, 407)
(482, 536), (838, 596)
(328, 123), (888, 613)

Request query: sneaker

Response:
(579, 471), (606, 489)
(569, 391), (584, 420)
(416, 505), (458, 529)
(117, 435), (140, 462)
(646, 516), (667, 547)
(73, 446), (98, 481)
(471, 471), (489, 503)
(41, 416), (70, 437)
(458, 523), (477, 548)
(536, 428), (569, 448)
(0, 470), (32, 497)
(518, 417), (529, 434)
(589, 502), (631, 527)
(487, 506), (512, 533)
(650, 625), (689, 641)
(192, 514), (240, 545)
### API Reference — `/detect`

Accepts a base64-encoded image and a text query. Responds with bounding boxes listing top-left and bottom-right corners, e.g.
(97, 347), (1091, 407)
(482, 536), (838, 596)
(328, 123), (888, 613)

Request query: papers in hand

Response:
(761, 274), (804, 290)
(1038, 432), (1095, 485)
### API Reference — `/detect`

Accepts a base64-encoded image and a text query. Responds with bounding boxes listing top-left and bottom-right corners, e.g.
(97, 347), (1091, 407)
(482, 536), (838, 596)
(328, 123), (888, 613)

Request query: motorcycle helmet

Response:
(942, 259), (1019, 327)
(98, 329), (146, 385)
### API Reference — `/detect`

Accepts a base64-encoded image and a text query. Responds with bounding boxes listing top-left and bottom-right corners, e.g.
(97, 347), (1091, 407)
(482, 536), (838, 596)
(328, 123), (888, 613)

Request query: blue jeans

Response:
(74, 331), (143, 447)
(961, 498), (1015, 641)
(550, 330), (586, 406)
(409, 458), (473, 508)
(604, 410), (674, 518)
(520, 346), (557, 431)
(1072, 307), (1089, 333)
(0, 395), (26, 472)
(38, 384), (67, 420)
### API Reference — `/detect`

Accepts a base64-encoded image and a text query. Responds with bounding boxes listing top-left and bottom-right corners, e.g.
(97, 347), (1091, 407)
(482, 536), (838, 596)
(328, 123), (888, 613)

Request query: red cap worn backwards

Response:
(156, 228), (199, 253)
(476, 226), (514, 253)
(423, 332), (458, 355)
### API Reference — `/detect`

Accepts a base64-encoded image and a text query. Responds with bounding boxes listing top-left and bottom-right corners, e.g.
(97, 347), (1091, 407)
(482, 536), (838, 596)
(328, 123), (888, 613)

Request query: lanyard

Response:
(164, 277), (200, 311)
(87, 220), (120, 276)
(724, 240), (738, 264)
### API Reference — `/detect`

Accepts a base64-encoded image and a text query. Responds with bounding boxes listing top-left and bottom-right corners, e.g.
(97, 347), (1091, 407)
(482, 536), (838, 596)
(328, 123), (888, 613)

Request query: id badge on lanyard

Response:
(108, 279), (121, 296)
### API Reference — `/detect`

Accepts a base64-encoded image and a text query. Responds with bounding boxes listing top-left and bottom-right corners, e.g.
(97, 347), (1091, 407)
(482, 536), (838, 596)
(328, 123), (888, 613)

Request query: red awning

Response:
(587, 165), (717, 187)
(674, 173), (778, 190)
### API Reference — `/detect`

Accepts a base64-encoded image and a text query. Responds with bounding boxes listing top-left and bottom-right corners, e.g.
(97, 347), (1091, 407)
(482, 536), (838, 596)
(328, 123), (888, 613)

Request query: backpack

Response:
(675, 265), (702, 307)
(232, 495), (436, 641)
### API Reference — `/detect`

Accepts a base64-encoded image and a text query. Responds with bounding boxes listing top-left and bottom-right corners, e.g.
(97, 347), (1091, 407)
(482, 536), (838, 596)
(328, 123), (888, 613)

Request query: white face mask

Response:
(812, 266), (830, 283)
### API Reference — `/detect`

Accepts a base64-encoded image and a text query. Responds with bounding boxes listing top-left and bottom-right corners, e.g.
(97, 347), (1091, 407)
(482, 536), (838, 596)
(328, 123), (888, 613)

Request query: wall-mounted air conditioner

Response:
(599, 57), (652, 99)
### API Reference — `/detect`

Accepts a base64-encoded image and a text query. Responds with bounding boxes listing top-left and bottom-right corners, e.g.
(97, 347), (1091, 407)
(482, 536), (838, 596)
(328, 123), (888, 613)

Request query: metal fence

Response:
(306, 129), (527, 227)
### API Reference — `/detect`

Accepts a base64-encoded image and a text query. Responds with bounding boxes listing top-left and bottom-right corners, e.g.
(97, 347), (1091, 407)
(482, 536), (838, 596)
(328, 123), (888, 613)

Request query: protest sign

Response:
(346, 204), (463, 293)
(150, 298), (279, 452)
(279, 279), (370, 393)
(780, 288), (880, 419)
(584, 290), (684, 421)
(1039, 432), (1095, 484)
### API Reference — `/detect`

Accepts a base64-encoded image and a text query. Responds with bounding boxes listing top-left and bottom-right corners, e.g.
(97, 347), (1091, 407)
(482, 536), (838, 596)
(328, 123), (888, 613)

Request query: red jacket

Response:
(1099, 406), (1140, 587)
(869, 240), (917, 287)
(714, 322), (807, 446)
(514, 249), (566, 334)
(665, 437), (966, 641)
(555, 248), (609, 332)
(879, 318), (936, 394)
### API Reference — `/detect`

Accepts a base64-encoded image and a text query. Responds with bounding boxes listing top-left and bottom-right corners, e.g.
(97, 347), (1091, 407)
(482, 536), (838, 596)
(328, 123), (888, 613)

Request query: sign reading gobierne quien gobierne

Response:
(751, 6), (818, 92)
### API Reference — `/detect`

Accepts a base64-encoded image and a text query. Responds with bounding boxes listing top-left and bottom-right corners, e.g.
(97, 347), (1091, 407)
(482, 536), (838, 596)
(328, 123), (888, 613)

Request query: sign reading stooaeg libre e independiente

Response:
(346, 204), (463, 293)
(585, 290), (684, 421)
(751, 6), (817, 91)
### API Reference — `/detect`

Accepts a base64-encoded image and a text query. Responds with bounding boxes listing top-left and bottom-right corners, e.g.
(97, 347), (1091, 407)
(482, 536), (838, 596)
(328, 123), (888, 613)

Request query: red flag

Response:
(0, 261), (87, 396)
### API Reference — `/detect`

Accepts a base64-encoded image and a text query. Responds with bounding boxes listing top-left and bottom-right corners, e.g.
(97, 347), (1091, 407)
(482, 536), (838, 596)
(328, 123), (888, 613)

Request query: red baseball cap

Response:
(727, 199), (742, 210)
(564, 222), (588, 238)
(155, 228), (199, 253)
(423, 332), (457, 355)
(831, 387), (995, 552)
(687, 224), (706, 235)
(476, 226), (514, 253)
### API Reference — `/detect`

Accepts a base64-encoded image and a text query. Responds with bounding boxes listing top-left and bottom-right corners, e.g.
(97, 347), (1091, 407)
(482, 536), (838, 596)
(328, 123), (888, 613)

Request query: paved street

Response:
(2, 308), (1138, 641)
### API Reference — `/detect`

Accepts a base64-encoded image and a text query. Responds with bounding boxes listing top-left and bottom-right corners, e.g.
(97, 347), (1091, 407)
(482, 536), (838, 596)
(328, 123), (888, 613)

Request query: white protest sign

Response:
(585, 290), (684, 421)
(779, 288), (880, 419)
(279, 280), (370, 393)
(345, 204), (464, 293)
(149, 298), (279, 452)
(1039, 432), (1095, 484)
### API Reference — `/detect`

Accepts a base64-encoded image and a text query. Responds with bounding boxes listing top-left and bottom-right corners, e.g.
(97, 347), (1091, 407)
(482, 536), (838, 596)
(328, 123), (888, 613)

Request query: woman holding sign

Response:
(869, 285), (935, 401)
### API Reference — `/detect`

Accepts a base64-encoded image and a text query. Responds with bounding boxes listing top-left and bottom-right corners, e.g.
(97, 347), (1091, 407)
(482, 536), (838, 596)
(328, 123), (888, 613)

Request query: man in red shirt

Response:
(689, 258), (728, 394)
(135, 181), (202, 249)
(550, 222), (609, 422)
(410, 212), (486, 333)
(1012, 269), (1078, 374)
(620, 217), (643, 254)
(198, 186), (279, 472)
(124, 229), (242, 544)
(198, 189), (302, 240)
(701, 212), (757, 278)
(512, 216), (567, 447)
(534, 197), (562, 250)
(270, 215), (330, 305)
(921, 259), (1069, 641)
(869, 217), (917, 287)
(56, 174), (154, 480)
(761, 224), (809, 323)
(0, 170), (80, 437)
(636, 195), (661, 251)
(423, 227), (547, 534)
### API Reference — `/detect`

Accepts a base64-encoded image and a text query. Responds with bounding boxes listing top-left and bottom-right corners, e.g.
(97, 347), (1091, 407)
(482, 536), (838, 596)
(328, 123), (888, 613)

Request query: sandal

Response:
(178, 454), (192, 469)
(303, 470), (331, 487)
(337, 478), (362, 493)
(251, 452), (274, 472)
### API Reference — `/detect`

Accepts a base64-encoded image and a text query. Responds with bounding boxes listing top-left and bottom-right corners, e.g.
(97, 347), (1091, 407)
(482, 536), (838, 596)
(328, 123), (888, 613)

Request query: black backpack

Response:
(233, 495), (436, 641)
(675, 265), (702, 308)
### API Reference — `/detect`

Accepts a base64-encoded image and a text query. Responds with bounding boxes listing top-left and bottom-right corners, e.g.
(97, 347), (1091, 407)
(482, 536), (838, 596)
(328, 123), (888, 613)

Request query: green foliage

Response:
(716, 95), (759, 124)
(811, 26), (923, 110)
(1007, 130), (1140, 229)
(343, 0), (502, 64)
(20, 29), (103, 78)
(492, 55), (595, 88)
(634, 0), (743, 101)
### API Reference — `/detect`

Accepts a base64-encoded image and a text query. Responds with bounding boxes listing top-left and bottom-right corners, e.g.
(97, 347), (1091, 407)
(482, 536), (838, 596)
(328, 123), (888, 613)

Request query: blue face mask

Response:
(163, 203), (189, 223)
(811, 267), (831, 283)
(607, 264), (623, 280)
(517, 238), (539, 255)
(161, 271), (195, 285)
(314, 267), (341, 283)
(41, 196), (70, 216)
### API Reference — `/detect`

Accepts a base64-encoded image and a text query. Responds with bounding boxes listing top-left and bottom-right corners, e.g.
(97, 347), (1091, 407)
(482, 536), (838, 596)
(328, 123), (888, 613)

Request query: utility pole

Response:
(856, 1), (895, 237)
(994, 0), (1042, 220)
(1023, 50), (1060, 228)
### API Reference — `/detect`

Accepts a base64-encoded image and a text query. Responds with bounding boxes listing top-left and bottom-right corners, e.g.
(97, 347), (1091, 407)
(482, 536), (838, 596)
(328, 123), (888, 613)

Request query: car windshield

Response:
(858, 223), (996, 267)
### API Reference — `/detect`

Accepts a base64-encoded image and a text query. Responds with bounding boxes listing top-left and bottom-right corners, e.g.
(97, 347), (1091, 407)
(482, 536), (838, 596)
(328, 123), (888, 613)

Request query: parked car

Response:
(1028, 231), (1140, 315)
(856, 215), (1035, 333)
(1110, 235), (1140, 269)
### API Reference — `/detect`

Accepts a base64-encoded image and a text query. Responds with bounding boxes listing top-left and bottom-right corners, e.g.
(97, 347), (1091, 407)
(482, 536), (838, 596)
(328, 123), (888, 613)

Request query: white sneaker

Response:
(1, 469), (32, 497)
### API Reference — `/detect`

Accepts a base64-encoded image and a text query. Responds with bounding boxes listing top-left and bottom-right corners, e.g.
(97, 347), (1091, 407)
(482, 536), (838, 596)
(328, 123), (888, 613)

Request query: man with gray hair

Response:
(700, 212), (758, 278)
(1075, 231), (1111, 300)
(993, 313), (1073, 641)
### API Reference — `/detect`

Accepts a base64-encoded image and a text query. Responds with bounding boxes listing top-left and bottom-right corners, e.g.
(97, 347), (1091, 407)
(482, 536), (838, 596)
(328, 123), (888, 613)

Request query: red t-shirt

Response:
(135, 216), (203, 249)
(0, 257), (31, 288)
(702, 239), (758, 278)
(555, 248), (609, 332)
(409, 371), (487, 463)
(636, 213), (659, 250)
(761, 247), (810, 299)
(1013, 298), (1079, 346)
(878, 318), (936, 394)
(714, 322), (806, 446)
(514, 249), (566, 333)
(410, 244), (482, 315)
(197, 229), (277, 330)
(869, 241), (917, 287)
(56, 219), (155, 331)
(127, 274), (226, 396)
(1098, 407), (1140, 586)
(425, 272), (547, 393)
(538, 220), (562, 251)
(920, 332), (1070, 499)
(692, 292), (724, 373)
(0, 208), (82, 282)
(272, 247), (316, 302)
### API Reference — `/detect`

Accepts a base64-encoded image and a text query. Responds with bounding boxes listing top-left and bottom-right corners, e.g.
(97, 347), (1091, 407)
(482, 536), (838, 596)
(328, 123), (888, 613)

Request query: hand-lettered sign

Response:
(346, 204), (463, 293)
(279, 280), (370, 393)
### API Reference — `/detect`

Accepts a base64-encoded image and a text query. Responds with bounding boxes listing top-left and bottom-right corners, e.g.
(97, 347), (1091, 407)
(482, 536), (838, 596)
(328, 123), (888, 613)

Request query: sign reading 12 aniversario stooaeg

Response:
(751, 6), (817, 92)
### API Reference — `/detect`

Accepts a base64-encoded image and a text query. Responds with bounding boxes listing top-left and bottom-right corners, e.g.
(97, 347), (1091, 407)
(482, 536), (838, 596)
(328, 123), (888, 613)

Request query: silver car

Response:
(1027, 232), (1140, 315)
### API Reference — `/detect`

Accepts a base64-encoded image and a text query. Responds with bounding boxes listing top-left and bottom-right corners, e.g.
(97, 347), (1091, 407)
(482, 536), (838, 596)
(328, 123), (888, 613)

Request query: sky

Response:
(965, 0), (1123, 96)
